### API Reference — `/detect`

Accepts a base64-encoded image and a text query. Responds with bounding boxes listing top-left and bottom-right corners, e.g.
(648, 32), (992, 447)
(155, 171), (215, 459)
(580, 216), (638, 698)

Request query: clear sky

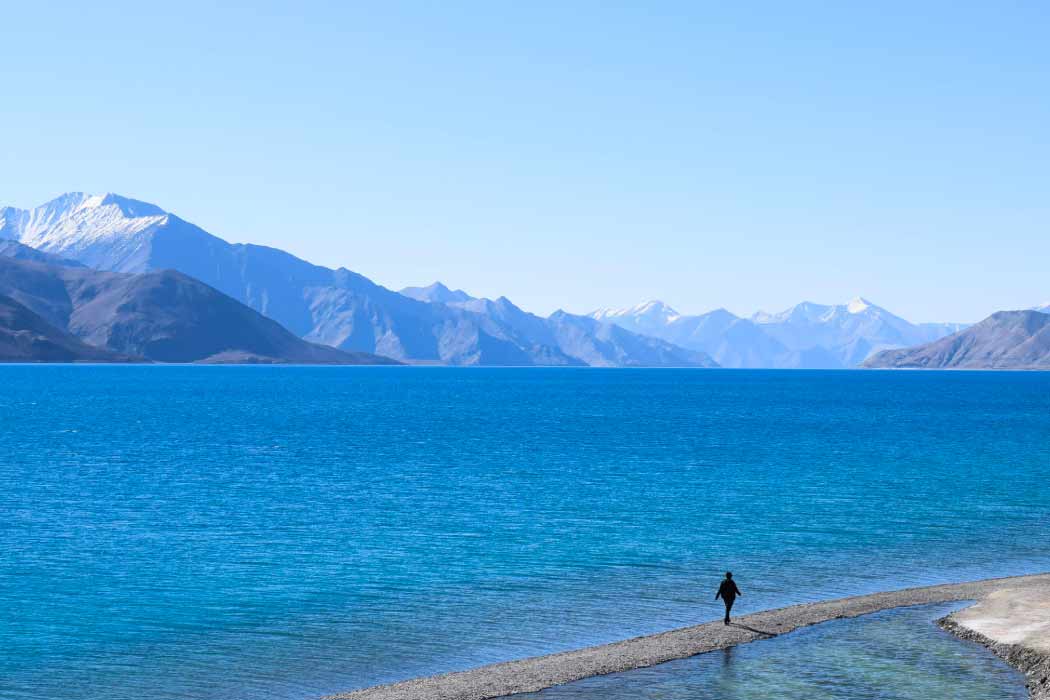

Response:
(3, 1), (1048, 322)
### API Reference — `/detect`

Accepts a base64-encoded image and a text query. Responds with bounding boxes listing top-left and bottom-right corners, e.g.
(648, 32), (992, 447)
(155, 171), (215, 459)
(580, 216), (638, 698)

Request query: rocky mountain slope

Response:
(864, 310), (1050, 369)
(0, 293), (132, 363)
(0, 246), (395, 364)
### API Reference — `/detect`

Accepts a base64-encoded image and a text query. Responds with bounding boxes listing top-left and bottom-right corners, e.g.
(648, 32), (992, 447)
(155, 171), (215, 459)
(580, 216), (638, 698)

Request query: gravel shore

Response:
(326, 572), (1050, 700)
(939, 583), (1050, 700)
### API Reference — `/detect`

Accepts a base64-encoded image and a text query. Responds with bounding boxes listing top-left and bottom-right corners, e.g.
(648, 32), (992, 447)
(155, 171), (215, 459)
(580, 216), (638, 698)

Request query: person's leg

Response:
(724, 597), (734, 623)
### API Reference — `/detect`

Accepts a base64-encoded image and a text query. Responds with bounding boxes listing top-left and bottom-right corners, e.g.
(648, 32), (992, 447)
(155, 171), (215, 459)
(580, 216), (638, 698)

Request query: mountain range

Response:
(403, 284), (716, 367)
(0, 194), (716, 367)
(0, 242), (394, 364)
(591, 299), (965, 368)
(4, 191), (1042, 370)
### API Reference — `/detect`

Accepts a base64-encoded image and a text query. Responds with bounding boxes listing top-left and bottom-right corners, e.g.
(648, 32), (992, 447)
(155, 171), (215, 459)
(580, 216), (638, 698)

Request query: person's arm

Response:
(733, 582), (742, 596)
(715, 584), (721, 600)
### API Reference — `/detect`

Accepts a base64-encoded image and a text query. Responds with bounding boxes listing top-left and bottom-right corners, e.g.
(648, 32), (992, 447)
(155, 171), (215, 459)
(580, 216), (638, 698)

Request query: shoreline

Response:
(939, 585), (1050, 700)
(326, 573), (1050, 700)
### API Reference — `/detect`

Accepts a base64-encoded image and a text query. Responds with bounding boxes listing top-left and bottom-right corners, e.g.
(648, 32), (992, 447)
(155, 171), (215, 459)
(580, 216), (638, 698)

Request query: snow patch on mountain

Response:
(593, 300), (680, 323)
(1, 192), (169, 271)
(599, 297), (964, 368)
(847, 297), (872, 314)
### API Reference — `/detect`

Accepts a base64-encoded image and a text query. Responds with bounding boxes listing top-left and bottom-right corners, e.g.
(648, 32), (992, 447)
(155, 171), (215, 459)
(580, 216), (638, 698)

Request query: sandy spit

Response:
(326, 572), (1050, 700)
(940, 582), (1050, 700)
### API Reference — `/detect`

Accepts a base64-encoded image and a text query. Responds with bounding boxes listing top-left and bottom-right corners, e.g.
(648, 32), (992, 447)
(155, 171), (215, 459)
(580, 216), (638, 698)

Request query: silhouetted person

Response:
(715, 571), (741, 624)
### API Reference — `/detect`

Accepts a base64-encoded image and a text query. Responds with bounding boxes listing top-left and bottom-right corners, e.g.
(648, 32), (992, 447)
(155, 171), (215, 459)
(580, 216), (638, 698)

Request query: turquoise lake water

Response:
(2, 367), (1049, 699)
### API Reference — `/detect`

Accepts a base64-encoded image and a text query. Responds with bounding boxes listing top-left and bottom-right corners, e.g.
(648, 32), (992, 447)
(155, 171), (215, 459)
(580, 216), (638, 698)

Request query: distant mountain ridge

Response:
(400, 282), (474, 304)
(0, 194), (717, 368)
(0, 239), (85, 268)
(0, 243), (395, 364)
(864, 310), (1050, 369)
(398, 287), (717, 367)
(5, 192), (996, 369)
(591, 298), (966, 368)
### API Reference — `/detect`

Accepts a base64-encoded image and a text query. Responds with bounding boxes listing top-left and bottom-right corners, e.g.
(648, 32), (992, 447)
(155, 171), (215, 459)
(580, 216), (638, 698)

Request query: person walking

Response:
(715, 571), (741, 624)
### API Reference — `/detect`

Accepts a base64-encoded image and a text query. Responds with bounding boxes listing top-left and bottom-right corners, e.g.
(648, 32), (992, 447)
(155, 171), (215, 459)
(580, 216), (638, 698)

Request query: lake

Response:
(2, 367), (1048, 699)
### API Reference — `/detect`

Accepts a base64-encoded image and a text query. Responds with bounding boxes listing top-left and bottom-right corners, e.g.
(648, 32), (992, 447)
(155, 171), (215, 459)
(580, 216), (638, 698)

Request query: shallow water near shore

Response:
(515, 603), (1028, 700)
(2, 367), (1050, 699)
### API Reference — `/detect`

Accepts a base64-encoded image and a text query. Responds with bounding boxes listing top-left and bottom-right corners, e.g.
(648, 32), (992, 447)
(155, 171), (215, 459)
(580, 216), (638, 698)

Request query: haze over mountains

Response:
(591, 299), (965, 368)
(400, 283), (717, 367)
(3, 191), (1041, 369)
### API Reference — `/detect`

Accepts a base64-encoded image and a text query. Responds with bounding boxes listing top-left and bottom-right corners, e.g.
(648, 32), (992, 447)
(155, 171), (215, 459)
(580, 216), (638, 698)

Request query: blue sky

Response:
(3, 1), (1048, 322)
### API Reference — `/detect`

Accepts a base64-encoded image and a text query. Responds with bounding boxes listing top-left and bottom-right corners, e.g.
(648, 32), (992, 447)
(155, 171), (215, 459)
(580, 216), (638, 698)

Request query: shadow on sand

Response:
(729, 622), (777, 638)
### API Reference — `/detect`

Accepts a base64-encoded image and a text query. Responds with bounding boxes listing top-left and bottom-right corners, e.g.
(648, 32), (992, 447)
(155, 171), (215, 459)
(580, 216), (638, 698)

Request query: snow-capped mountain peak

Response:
(1, 192), (168, 238)
(0, 192), (172, 271)
(592, 299), (680, 323)
(635, 299), (680, 319)
(752, 301), (830, 325)
(753, 298), (885, 324)
(83, 193), (166, 218)
(621, 300), (680, 325)
(847, 297), (873, 314)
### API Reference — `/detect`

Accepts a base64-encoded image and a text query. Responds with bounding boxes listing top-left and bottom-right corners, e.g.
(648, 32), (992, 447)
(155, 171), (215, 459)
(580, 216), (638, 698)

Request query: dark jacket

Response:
(716, 579), (741, 601)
